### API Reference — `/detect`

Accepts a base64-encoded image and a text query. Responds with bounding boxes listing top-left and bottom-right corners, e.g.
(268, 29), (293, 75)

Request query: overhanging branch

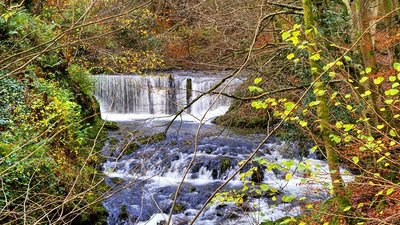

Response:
(212, 80), (343, 101)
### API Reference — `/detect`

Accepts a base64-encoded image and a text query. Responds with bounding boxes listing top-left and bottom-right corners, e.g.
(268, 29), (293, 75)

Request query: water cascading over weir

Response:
(93, 71), (242, 121)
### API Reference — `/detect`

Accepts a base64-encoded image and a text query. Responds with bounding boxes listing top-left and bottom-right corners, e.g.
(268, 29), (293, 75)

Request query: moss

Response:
(88, 119), (108, 152)
(172, 203), (185, 213)
(137, 132), (166, 145)
(109, 137), (119, 145)
(124, 142), (140, 154)
(110, 177), (124, 185)
(220, 157), (231, 173)
(73, 203), (108, 225)
(214, 114), (272, 129)
(119, 205), (129, 220)
(104, 121), (119, 130)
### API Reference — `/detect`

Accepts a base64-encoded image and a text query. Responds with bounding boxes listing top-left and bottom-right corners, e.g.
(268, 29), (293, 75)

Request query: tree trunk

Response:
(302, 0), (346, 202)
(354, 0), (381, 125)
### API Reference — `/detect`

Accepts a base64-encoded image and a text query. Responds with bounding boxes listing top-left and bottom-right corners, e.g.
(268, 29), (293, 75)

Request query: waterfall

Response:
(93, 72), (242, 121)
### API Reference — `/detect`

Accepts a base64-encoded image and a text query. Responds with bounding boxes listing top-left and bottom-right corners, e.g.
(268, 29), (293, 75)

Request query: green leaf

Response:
(311, 67), (318, 73)
(299, 121), (308, 127)
(384, 89), (399, 96)
(293, 24), (301, 29)
(315, 89), (326, 96)
(352, 156), (359, 164)
(282, 195), (296, 203)
(284, 102), (296, 111)
(394, 62), (400, 71)
(387, 188), (394, 195)
(310, 146), (318, 152)
(282, 31), (290, 41)
(309, 100), (321, 107)
(285, 173), (293, 180)
(359, 76), (368, 83)
(290, 36), (299, 45)
(292, 31), (300, 37)
(330, 134), (342, 143)
(287, 53), (295, 60)
(389, 129), (397, 137)
(251, 100), (267, 109)
(374, 77), (385, 85)
(343, 206), (352, 212)
(260, 184), (269, 191)
(385, 99), (394, 105)
(346, 105), (353, 110)
(254, 77), (263, 85)
(389, 76), (397, 82)
(343, 124), (354, 132)
(310, 53), (321, 61)
(344, 55), (352, 61)
(248, 86), (264, 93)
(361, 90), (371, 97)
(365, 67), (372, 74)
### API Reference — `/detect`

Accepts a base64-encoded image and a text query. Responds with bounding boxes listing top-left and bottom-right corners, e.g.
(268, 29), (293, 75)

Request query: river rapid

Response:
(94, 71), (350, 225)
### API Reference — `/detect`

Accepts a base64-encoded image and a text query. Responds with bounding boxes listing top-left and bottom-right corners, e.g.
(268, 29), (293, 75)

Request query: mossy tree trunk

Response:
(353, 0), (382, 125)
(302, 0), (347, 202)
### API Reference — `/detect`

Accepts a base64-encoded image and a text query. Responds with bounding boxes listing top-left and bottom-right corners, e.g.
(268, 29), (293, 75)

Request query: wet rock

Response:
(215, 204), (228, 210)
(274, 141), (309, 159)
(251, 166), (264, 183)
(119, 205), (129, 220)
(211, 169), (218, 179)
(227, 211), (240, 219)
(188, 186), (196, 192)
(110, 177), (124, 185)
(240, 203), (252, 212)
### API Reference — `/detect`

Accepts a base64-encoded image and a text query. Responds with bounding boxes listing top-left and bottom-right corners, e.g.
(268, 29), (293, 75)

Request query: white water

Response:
(93, 72), (242, 122)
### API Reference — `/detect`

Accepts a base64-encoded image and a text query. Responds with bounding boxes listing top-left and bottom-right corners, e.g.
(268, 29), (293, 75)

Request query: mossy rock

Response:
(109, 137), (119, 145)
(172, 203), (185, 213)
(72, 202), (109, 225)
(104, 121), (119, 130)
(137, 133), (166, 145)
(214, 114), (272, 129)
(220, 157), (231, 173)
(260, 216), (296, 225)
(119, 205), (129, 220)
(124, 142), (140, 154)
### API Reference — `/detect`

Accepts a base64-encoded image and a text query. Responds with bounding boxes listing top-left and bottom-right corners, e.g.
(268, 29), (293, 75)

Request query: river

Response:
(93, 71), (350, 225)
